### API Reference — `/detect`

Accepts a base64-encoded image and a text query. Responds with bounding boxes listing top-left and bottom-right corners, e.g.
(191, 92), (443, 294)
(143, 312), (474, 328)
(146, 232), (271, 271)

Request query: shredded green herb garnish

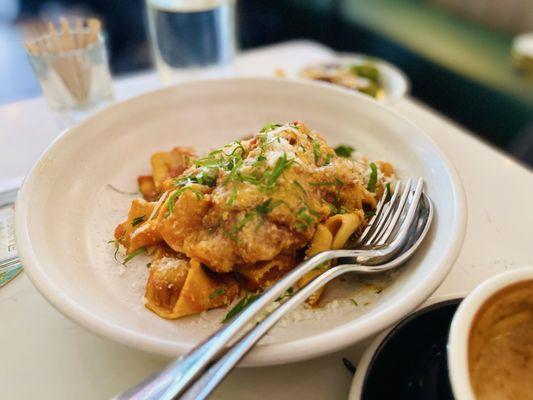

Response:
(260, 123), (283, 133)
(309, 181), (339, 186)
(131, 215), (146, 227)
(228, 199), (282, 240)
(367, 162), (378, 192)
(292, 180), (307, 195)
(209, 287), (227, 299)
(313, 262), (330, 271)
(385, 182), (392, 201)
(334, 145), (355, 158)
(312, 140), (322, 164)
(174, 169), (218, 188)
(227, 185), (237, 206)
(122, 247), (146, 265)
(276, 287), (294, 302)
(238, 172), (263, 185)
(229, 212), (255, 240)
(146, 262), (152, 269)
(364, 210), (376, 218)
(295, 207), (316, 231)
(267, 153), (292, 186)
(167, 187), (203, 214)
(108, 239), (120, 262)
(106, 184), (138, 196)
(350, 299), (358, 307)
(222, 293), (261, 323)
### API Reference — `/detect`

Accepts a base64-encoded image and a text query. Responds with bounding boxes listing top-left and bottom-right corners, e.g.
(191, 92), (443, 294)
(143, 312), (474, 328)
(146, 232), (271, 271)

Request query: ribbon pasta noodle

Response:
(298, 212), (363, 305)
(112, 122), (393, 320)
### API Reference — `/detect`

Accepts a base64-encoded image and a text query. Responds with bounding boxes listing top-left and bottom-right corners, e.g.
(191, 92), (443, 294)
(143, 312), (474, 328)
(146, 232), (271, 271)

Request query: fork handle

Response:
(115, 249), (356, 400)
(180, 264), (356, 400)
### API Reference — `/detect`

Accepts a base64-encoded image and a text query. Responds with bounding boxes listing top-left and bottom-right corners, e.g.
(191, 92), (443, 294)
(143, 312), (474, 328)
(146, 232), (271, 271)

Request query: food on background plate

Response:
(112, 122), (394, 320)
(300, 61), (384, 99)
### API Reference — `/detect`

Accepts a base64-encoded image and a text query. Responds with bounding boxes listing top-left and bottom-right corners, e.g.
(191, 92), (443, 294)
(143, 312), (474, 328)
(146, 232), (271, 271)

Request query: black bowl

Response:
(361, 298), (462, 400)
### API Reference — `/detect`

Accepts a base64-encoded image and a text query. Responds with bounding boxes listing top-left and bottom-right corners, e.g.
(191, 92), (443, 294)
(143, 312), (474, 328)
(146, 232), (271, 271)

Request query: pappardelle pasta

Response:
(113, 122), (394, 320)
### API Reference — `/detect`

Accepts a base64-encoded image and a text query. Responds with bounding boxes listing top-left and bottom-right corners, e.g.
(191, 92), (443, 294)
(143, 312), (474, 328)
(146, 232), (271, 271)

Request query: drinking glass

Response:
(27, 34), (114, 127)
(146, 0), (237, 84)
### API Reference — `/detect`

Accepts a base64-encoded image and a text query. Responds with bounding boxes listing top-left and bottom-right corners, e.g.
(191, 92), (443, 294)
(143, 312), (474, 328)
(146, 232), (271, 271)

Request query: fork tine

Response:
(374, 179), (413, 245)
(387, 178), (425, 252)
(355, 184), (389, 245)
(365, 180), (408, 245)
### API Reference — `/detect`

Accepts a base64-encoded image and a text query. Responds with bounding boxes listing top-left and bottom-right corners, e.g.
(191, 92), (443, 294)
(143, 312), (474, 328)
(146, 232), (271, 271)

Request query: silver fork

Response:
(117, 178), (428, 400)
(181, 191), (433, 400)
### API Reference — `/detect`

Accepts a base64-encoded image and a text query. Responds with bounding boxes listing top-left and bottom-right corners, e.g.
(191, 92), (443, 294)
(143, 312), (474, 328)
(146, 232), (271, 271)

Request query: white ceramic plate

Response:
(297, 53), (409, 104)
(15, 78), (465, 366)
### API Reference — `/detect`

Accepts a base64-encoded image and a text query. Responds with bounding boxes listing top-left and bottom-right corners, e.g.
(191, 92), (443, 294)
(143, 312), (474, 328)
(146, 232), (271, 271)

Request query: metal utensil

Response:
(181, 192), (433, 400)
(0, 188), (21, 288)
(117, 178), (429, 400)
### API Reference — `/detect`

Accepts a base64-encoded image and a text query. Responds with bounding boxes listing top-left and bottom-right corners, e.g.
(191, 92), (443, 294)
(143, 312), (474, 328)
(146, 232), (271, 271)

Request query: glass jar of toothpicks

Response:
(25, 18), (114, 126)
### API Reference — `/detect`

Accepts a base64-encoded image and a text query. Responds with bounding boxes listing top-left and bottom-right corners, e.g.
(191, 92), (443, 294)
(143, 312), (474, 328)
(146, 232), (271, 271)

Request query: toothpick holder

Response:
(25, 19), (114, 126)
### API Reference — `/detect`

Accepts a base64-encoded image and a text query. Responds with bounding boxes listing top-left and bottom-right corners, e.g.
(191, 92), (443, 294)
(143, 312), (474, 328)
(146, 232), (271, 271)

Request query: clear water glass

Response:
(146, 0), (237, 84)
(27, 35), (114, 127)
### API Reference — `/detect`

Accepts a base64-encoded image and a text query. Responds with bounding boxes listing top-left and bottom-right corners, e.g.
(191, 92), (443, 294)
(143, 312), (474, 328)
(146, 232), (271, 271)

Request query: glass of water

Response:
(146, 0), (237, 84)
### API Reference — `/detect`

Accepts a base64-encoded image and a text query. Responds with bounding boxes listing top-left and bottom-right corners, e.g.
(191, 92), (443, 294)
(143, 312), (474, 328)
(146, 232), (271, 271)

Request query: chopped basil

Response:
(296, 207), (316, 231)
(276, 287), (294, 302)
(122, 247), (146, 265)
(108, 239), (120, 262)
(174, 169), (218, 188)
(364, 210), (376, 218)
(254, 199), (277, 215)
(367, 162), (378, 192)
(106, 184), (138, 196)
(313, 262), (329, 271)
(227, 185), (237, 206)
(309, 181), (338, 186)
(209, 287), (227, 299)
(229, 199), (281, 239)
(229, 212), (255, 240)
(260, 123), (282, 133)
(167, 187), (203, 214)
(334, 145), (355, 158)
(131, 215), (146, 227)
(238, 172), (263, 185)
(350, 299), (358, 307)
(222, 293), (261, 323)
(267, 153), (292, 186)
(385, 182), (392, 201)
(146, 262), (152, 269)
(292, 180), (307, 195)
(312, 140), (322, 164)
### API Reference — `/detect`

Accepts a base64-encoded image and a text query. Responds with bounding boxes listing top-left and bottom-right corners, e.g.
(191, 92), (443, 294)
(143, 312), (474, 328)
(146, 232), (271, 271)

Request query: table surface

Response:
(1, 40), (532, 400)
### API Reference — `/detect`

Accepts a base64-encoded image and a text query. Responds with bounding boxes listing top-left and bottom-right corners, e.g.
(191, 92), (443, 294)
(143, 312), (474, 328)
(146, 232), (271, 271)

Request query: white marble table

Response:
(1, 41), (532, 400)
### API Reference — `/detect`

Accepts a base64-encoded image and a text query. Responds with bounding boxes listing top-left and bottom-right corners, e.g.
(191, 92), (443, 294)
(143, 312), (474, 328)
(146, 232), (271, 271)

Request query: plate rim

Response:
(14, 77), (467, 366)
